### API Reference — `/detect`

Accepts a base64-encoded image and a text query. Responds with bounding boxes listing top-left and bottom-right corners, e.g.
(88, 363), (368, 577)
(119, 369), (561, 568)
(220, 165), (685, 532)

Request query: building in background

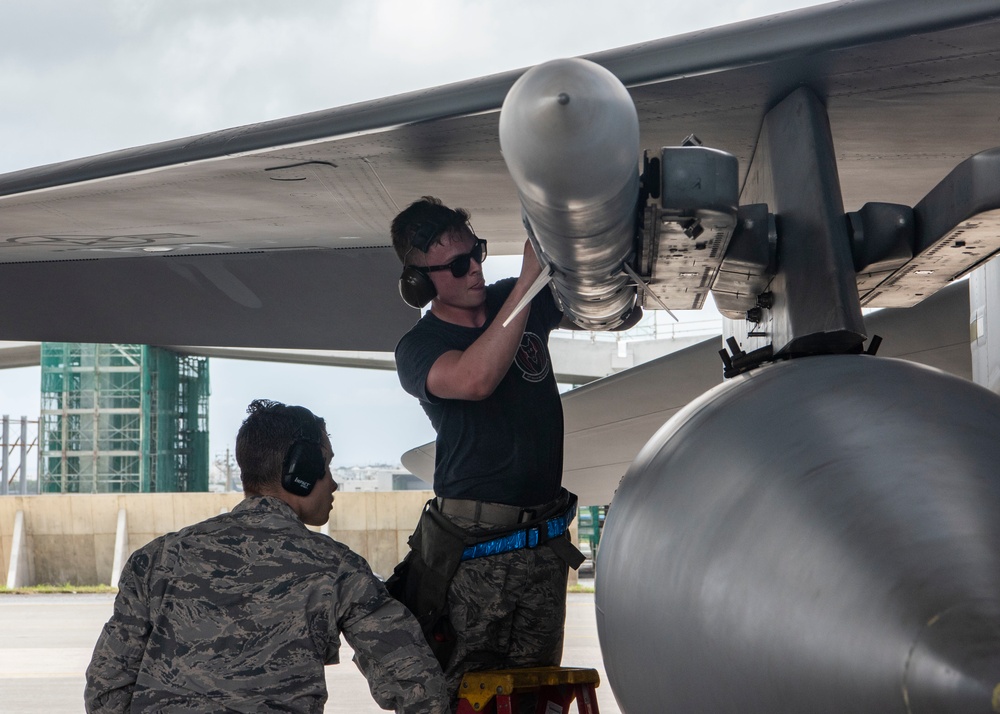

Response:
(39, 343), (209, 493)
(334, 465), (430, 492)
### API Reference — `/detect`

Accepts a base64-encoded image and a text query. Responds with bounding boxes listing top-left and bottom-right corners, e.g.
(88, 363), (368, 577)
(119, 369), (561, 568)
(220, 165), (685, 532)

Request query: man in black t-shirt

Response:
(390, 196), (577, 706)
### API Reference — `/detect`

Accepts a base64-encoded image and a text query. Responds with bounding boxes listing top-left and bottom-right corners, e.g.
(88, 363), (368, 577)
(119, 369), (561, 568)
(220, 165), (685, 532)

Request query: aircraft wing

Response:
(1, 0), (999, 350)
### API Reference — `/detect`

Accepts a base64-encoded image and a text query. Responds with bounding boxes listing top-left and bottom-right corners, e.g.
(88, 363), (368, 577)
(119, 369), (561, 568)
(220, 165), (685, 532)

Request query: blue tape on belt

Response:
(460, 505), (575, 561)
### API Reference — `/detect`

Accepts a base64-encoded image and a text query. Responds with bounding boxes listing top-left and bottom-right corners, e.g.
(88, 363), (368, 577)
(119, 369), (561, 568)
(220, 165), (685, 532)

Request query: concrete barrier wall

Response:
(0, 491), (434, 586)
(1, 491), (580, 588)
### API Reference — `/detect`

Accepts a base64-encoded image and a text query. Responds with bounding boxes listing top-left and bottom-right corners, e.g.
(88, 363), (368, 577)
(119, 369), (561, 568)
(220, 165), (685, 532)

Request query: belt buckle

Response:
(519, 508), (537, 524)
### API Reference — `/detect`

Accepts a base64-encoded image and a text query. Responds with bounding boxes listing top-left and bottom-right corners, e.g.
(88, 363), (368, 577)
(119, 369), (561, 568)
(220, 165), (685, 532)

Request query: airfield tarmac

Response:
(0, 583), (621, 713)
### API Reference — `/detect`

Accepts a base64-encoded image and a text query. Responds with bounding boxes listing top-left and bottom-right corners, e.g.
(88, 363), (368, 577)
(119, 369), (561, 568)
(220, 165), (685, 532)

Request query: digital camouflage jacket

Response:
(85, 496), (447, 713)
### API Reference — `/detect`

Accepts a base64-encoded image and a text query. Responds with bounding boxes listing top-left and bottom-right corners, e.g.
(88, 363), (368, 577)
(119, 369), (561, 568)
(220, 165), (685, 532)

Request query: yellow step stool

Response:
(456, 666), (601, 713)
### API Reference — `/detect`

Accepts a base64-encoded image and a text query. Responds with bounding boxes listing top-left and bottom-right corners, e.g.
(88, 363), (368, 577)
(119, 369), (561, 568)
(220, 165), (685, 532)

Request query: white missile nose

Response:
(498, 57), (641, 330)
(499, 57), (639, 207)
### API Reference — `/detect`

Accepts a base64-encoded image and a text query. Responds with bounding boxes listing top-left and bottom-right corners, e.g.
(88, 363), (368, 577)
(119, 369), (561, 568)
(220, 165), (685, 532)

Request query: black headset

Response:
(281, 407), (327, 497)
(397, 217), (453, 309)
(399, 265), (437, 309)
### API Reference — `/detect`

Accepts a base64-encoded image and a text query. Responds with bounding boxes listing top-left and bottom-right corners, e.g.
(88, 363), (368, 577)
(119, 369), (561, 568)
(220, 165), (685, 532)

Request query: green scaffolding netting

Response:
(39, 343), (209, 493)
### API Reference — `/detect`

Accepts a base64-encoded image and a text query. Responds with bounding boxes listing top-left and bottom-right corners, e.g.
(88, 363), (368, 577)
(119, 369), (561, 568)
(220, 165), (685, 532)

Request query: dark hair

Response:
(390, 196), (471, 263)
(235, 399), (327, 493)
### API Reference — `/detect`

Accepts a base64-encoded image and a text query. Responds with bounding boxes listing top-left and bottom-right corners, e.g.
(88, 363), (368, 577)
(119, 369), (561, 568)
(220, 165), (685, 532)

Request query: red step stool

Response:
(456, 666), (601, 713)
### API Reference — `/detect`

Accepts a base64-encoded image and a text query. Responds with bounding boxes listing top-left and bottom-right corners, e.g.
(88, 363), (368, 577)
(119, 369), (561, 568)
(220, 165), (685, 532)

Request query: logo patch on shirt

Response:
(515, 332), (550, 383)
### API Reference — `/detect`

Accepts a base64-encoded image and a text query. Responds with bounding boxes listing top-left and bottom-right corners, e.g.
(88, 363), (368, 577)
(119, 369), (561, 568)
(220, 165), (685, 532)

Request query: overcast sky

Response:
(0, 0), (826, 468)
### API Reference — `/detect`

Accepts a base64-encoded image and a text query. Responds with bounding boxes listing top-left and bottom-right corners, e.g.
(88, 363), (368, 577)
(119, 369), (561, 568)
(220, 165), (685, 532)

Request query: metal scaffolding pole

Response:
(19, 417), (27, 494)
(1, 416), (8, 495)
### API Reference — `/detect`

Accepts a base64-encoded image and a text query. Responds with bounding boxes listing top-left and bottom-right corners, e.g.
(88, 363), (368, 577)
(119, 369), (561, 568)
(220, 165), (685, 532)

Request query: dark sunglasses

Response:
(415, 239), (487, 278)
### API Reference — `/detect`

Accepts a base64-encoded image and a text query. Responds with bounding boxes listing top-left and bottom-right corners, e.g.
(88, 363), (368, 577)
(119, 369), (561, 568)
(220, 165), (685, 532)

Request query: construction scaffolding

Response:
(1, 416), (38, 495)
(39, 344), (209, 493)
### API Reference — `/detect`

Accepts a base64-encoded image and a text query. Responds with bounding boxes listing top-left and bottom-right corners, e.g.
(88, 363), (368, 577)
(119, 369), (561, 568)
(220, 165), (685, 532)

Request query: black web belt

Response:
(436, 497), (544, 526)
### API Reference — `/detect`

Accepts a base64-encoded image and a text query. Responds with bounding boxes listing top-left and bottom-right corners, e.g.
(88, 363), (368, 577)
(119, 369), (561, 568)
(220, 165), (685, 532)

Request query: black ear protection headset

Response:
(281, 406), (327, 497)
(398, 219), (447, 309)
(399, 264), (438, 309)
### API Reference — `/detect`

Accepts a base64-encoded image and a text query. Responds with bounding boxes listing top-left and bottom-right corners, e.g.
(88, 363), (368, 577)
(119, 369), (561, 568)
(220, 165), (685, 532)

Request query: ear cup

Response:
(399, 266), (436, 309)
(281, 438), (326, 497)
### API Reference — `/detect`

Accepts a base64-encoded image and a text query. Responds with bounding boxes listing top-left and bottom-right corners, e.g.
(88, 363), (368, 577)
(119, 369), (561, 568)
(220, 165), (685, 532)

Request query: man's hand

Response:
(518, 239), (543, 285)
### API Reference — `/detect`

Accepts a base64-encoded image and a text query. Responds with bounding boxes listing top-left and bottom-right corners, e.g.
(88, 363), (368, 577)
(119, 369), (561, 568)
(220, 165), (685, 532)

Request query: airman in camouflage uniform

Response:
(85, 400), (448, 714)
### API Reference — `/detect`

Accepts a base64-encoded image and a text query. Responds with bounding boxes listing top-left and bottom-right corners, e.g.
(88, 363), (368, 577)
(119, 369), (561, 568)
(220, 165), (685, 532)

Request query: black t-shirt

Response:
(395, 278), (564, 506)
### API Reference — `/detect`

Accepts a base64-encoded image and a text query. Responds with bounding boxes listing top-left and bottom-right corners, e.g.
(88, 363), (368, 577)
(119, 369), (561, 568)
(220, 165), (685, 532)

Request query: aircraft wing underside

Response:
(0, 0), (998, 350)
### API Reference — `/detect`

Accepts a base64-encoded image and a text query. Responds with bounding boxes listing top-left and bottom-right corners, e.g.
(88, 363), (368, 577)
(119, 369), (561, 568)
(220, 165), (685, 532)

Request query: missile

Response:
(597, 355), (1000, 713)
(499, 58), (640, 330)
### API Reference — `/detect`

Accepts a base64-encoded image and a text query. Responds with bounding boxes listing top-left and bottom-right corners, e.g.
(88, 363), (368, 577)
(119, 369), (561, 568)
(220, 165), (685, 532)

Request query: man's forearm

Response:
(427, 273), (539, 400)
(348, 600), (450, 713)
(84, 627), (138, 713)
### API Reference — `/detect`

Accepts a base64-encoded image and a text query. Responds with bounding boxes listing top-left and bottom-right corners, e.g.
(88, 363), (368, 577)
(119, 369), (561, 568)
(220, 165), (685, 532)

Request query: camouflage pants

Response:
(442, 513), (569, 710)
